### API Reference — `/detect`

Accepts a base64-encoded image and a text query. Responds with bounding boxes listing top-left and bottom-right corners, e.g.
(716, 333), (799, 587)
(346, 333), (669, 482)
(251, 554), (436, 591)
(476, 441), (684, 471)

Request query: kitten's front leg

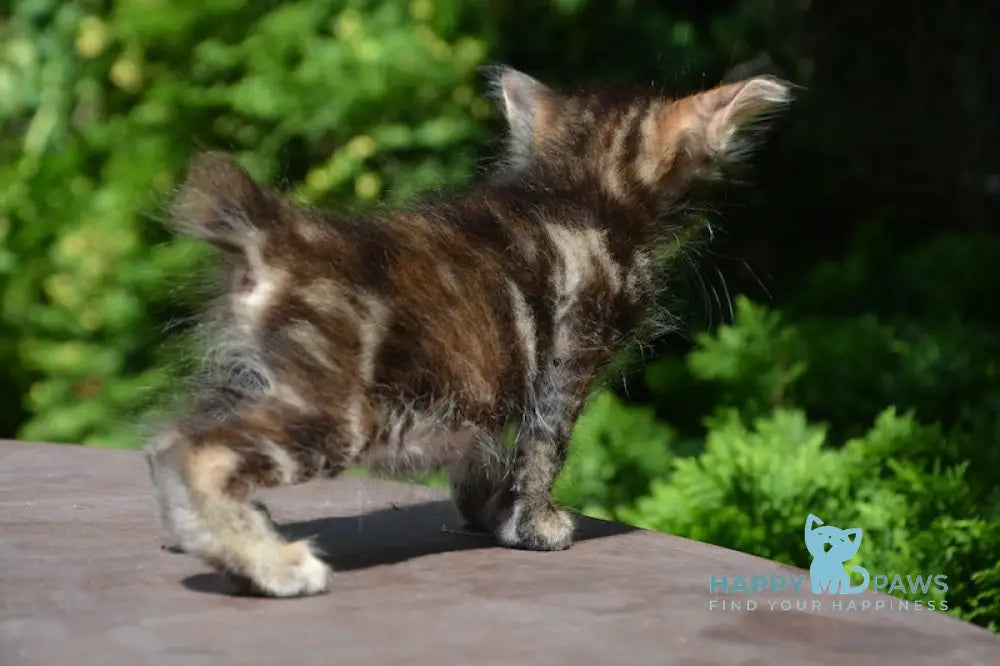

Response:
(491, 444), (576, 551)
(488, 379), (591, 552)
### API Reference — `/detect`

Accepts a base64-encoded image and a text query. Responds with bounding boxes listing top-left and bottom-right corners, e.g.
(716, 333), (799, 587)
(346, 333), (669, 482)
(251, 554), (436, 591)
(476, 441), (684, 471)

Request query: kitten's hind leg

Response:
(448, 436), (513, 532)
(146, 399), (343, 597)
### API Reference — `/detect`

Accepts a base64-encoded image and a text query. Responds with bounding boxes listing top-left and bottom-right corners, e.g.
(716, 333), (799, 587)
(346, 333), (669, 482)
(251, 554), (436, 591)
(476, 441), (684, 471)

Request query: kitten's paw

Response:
(228, 540), (333, 597)
(495, 502), (575, 551)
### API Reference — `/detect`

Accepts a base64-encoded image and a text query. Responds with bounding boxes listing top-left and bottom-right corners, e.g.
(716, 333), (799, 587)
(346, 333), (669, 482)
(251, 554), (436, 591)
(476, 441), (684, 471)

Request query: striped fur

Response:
(147, 67), (791, 596)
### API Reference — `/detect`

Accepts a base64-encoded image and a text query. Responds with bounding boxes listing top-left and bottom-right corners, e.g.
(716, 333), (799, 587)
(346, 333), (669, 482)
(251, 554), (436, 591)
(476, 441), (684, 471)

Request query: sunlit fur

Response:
(146, 66), (791, 596)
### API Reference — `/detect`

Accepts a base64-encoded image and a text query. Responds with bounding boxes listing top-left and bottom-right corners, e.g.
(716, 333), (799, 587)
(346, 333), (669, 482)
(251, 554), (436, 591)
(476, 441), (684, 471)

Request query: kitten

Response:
(146, 66), (791, 596)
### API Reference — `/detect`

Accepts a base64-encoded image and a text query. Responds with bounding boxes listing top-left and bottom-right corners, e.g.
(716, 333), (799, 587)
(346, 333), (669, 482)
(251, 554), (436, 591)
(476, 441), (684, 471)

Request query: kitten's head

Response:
(488, 66), (792, 209)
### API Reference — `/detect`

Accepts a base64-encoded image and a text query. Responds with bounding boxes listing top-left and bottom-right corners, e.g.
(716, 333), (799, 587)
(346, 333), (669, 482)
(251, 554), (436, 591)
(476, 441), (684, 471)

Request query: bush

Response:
(1, 0), (491, 446)
(555, 245), (1000, 629)
(554, 392), (674, 520)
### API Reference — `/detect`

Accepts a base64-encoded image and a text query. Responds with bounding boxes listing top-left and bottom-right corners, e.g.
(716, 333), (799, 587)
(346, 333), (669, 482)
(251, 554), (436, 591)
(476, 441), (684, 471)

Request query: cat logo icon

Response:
(805, 514), (871, 595)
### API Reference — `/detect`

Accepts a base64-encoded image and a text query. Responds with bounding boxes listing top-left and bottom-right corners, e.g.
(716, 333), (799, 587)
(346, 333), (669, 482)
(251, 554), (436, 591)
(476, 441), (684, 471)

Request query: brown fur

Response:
(147, 67), (791, 596)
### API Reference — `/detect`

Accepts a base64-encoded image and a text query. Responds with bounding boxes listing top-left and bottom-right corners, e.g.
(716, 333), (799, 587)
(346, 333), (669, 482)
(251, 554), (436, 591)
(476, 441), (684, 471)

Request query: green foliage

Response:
(619, 408), (836, 562)
(1, 0), (491, 446)
(555, 392), (674, 519)
(685, 299), (805, 419)
(557, 238), (1000, 627)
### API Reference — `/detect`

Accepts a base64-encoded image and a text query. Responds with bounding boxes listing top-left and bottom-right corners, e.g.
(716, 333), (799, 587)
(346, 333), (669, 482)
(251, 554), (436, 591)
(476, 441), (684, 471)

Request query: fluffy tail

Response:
(846, 565), (871, 594)
(169, 151), (277, 254)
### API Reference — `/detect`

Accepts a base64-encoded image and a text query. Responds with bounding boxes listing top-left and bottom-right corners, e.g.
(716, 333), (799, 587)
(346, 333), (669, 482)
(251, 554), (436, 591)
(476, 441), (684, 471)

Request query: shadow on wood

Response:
(180, 499), (635, 595)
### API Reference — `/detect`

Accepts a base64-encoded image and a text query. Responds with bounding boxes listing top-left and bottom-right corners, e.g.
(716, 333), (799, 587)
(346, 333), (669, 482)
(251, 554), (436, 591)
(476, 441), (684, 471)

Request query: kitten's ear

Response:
(169, 151), (271, 252)
(676, 76), (792, 161)
(487, 66), (555, 157)
(806, 514), (823, 530)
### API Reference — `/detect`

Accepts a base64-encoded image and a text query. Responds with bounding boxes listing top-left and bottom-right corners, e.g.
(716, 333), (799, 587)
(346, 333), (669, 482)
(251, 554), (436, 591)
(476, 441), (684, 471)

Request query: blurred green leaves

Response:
(1, 0), (491, 445)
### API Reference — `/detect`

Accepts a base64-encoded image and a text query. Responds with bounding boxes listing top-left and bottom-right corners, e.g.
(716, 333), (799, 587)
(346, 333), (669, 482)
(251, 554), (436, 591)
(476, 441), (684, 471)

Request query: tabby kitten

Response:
(147, 66), (791, 596)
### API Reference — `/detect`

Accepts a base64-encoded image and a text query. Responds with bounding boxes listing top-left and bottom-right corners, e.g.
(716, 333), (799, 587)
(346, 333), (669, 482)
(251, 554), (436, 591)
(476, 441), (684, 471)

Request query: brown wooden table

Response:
(1, 440), (997, 665)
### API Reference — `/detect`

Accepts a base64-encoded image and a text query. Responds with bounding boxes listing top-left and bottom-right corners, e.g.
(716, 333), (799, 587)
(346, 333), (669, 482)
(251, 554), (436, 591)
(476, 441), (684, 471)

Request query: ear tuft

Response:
(704, 76), (793, 154)
(498, 68), (546, 118)
(485, 65), (553, 161)
(169, 151), (267, 249)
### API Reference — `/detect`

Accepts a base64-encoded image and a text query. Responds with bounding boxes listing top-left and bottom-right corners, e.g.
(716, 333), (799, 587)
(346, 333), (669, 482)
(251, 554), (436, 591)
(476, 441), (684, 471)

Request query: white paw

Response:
(248, 542), (333, 597)
(495, 502), (575, 551)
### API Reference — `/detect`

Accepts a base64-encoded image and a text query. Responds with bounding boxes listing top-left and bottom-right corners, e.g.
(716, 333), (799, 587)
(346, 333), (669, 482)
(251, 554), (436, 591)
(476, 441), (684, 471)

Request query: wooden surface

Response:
(1, 440), (997, 665)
